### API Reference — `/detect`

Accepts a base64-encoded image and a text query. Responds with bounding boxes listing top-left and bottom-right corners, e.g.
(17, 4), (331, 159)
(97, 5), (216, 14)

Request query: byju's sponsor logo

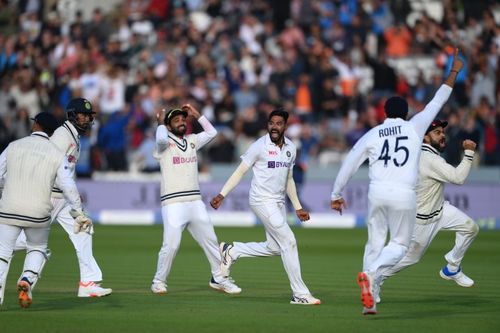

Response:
(267, 161), (290, 168)
(173, 156), (197, 164)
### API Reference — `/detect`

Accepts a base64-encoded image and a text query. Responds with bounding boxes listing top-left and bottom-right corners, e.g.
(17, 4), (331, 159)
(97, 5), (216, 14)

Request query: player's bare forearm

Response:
(444, 48), (464, 88)
(210, 194), (225, 209)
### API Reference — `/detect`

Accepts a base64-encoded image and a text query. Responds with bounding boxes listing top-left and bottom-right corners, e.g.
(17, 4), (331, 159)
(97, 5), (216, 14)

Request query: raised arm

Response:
(182, 104), (217, 149)
(155, 109), (169, 153)
(411, 48), (464, 137)
(427, 140), (476, 185)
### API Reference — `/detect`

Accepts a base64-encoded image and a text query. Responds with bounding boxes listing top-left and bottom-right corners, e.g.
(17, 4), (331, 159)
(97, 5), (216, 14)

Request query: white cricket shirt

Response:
(241, 134), (296, 205)
(331, 84), (453, 199)
(154, 116), (217, 205)
(0, 132), (82, 228)
(416, 143), (474, 225)
(51, 121), (80, 199)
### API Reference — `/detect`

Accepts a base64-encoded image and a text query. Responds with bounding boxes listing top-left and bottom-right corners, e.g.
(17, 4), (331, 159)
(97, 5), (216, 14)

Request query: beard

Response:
(170, 125), (186, 136)
(269, 129), (284, 143)
(430, 138), (446, 152)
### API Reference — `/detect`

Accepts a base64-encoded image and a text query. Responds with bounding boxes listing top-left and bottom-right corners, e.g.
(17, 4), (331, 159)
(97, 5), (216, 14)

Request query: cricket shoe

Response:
(209, 276), (241, 294)
(220, 242), (235, 277)
(151, 281), (167, 294)
(18, 277), (32, 308)
(439, 266), (474, 287)
(78, 281), (112, 297)
(362, 304), (377, 315)
(357, 271), (374, 309)
(290, 294), (321, 305)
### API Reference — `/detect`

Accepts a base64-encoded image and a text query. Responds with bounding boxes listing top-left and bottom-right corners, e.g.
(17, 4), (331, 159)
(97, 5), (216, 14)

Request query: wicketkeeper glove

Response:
(69, 209), (94, 235)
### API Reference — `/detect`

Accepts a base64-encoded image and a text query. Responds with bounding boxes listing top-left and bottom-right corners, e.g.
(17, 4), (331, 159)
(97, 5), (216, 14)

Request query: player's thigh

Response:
(52, 201), (75, 235)
(409, 223), (440, 256)
(50, 198), (67, 222)
(0, 224), (23, 256)
(440, 202), (477, 233)
(187, 201), (217, 240)
(23, 226), (51, 251)
(387, 206), (416, 247)
(251, 203), (295, 247)
(162, 203), (190, 228)
(366, 201), (388, 245)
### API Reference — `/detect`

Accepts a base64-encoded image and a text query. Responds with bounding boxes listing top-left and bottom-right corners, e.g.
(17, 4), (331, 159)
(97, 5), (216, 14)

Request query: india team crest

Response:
(190, 143), (195, 149)
(286, 151), (291, 157)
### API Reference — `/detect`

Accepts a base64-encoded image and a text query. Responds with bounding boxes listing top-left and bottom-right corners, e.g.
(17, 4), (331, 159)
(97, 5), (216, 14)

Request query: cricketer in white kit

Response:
(151, 104), (241, 295)
(210, 109), (321, 305)
(0, 112), (92, 308)
(330, 49), (464, 315)
(15, 98), (111, 298)
(377, 119), (479, 301)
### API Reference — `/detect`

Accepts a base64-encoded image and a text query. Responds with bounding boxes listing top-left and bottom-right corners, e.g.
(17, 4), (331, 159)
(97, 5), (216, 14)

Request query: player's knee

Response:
(466, 220), (479, 236)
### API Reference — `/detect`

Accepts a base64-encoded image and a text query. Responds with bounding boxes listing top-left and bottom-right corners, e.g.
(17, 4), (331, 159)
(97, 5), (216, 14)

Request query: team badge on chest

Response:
(286, 151), (291, 157)
(190, 143), (195, 149)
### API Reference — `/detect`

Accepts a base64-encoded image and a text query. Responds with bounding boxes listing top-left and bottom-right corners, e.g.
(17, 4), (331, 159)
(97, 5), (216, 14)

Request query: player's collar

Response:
(31, 131), (49, 140)
(421, 143), (439, 155)
(265, 133), (290, 147)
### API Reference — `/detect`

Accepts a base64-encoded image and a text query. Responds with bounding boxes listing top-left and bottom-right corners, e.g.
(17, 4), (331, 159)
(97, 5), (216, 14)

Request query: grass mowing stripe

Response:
(0, 226), (498, 333)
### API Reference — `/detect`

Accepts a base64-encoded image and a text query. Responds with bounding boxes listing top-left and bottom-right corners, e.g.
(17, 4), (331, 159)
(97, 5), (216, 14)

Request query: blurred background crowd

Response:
(0, 0), (499, 178)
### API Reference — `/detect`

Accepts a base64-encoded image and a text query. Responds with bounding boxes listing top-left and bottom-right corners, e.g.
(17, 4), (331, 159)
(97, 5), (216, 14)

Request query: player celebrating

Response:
(330, 49), (464, 314)
(377, 120), (478, 300)
(210, 109), (321, 305)
(15, 98), (112, 298)
(0, 112), (91, 308)
(151, 104), (241, 295)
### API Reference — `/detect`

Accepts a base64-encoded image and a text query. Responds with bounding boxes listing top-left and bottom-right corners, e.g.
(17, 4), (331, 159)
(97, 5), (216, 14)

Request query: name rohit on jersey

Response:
(379, 125), (402, 137)
(173, 156), (197, 164)
(268, 161), (291, 168)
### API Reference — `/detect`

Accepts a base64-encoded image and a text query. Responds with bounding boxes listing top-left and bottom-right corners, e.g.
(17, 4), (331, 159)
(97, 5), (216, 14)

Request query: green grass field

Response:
(1, 225), (499, 333)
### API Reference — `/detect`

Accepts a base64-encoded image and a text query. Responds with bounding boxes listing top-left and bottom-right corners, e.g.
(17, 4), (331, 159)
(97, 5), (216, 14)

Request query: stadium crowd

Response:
(0, 0), (499, 176)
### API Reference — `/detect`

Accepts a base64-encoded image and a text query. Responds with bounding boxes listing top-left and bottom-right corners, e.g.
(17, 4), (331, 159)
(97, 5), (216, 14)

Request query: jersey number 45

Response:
(378, 136), (409, 167)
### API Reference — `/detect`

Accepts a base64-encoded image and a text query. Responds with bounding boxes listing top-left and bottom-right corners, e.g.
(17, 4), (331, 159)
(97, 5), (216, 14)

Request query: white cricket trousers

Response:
(230, 202), (311, 297)
(153, 200), (225, 284)
(0, 224), (50, 287)
(364, 185), (416, 277)
(381, 201), (479, 278)
(15, 197), (103, 282)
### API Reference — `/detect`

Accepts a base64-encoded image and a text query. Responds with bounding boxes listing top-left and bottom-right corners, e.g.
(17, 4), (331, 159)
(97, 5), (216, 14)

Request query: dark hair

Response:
(384, 96), (408, 119)
(268, 109), (289, 123)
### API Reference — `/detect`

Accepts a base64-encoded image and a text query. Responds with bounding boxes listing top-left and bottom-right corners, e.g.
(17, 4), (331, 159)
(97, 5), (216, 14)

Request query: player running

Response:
(376, 120), (478, 302)
(330, 48), (464, 314)
(211, 109), (320, 305)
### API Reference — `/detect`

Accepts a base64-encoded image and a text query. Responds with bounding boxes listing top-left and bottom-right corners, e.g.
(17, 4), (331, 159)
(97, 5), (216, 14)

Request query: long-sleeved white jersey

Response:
(154, 116), (217, 205)
(0, 132), (82, 228)
(416, 143), (474, 225)
(50, 120), (80, 199)
(331, 84), (453, 199)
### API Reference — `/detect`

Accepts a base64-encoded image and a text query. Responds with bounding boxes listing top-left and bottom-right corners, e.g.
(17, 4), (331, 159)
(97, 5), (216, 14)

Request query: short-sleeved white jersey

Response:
(241, 134), (296, 205)
(332, 84), (453, 199)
